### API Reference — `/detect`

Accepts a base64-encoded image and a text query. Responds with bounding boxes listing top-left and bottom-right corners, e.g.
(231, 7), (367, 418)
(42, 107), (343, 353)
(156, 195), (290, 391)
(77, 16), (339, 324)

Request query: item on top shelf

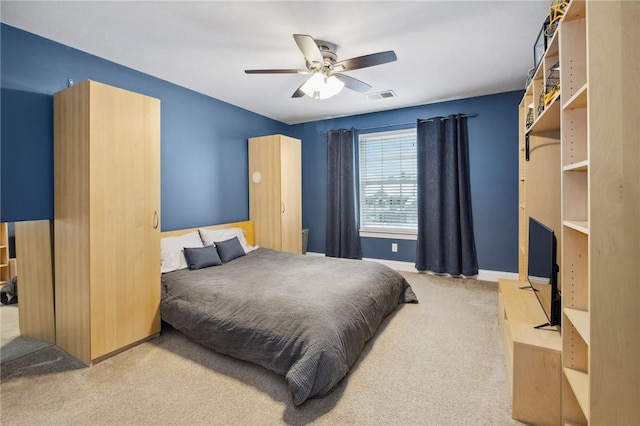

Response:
(538, 92), (546, 116)
(544, 61), (560, 107)
(525, 67), (535, 89)
(533, 17), (550, 71)
(526, 107), (534, 128)
(545, 0), (570, 38)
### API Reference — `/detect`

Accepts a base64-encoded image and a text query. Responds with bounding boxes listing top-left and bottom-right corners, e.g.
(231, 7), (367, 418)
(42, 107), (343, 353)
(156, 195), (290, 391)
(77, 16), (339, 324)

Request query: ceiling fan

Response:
(245, 34), (397, 99)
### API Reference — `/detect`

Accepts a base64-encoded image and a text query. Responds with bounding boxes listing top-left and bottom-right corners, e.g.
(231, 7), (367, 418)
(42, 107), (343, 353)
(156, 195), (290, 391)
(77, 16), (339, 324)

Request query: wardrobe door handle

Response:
(282, 203), (286, 214)
(153, 211), (159, 229)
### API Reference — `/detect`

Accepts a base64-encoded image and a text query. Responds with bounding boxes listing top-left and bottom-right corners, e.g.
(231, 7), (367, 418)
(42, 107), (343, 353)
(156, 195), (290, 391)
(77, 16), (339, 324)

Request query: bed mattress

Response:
(161, 247), (417, 405)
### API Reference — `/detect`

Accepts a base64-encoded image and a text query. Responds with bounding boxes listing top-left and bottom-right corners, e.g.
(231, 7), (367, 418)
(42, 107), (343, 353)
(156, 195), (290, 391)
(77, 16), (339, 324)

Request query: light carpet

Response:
(0, 272), (521, 425)
(1, 304), (52, 364)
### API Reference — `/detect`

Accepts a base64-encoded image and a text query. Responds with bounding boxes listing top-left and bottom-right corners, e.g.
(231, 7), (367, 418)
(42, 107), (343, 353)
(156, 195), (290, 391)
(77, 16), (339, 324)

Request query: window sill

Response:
(359, 231), (417, 240)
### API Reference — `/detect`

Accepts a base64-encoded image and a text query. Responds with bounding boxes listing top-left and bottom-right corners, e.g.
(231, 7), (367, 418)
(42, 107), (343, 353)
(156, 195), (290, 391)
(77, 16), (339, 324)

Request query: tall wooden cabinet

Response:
(248, 135), (302, 254)
(54, 80), (161, 365)
(515, 2), (639, 424)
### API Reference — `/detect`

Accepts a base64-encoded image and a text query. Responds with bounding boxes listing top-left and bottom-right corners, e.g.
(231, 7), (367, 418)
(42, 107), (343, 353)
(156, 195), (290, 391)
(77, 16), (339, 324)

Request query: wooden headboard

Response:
(160, 220), (254, 246)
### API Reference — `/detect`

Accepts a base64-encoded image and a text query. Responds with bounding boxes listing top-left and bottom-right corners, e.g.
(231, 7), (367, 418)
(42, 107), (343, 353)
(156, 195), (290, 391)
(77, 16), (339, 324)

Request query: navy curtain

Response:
(415, 115), (478, 276)
(326, 129), (362, 259)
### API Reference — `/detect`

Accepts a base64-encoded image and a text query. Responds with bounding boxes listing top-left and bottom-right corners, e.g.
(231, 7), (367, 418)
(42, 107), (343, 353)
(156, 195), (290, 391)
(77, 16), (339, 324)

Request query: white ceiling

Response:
(1, 1), (549, 125)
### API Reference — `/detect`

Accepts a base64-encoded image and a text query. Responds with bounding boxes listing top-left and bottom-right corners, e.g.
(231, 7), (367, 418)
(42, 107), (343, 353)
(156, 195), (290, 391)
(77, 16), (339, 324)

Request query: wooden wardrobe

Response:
(54, 80), (161, 365)
(248, 135), (302, 254)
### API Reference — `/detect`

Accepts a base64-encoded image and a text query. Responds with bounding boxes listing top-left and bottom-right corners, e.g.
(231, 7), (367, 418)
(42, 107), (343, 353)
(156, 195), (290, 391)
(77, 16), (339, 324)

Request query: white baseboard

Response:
(306, 252), (518, 282)
(305, 251), (325, 257)
(476, 269), (519, 282)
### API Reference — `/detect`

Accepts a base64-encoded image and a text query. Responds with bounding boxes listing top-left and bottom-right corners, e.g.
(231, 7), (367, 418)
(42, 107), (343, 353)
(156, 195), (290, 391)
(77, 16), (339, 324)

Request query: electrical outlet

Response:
(391, 243), (398, 253)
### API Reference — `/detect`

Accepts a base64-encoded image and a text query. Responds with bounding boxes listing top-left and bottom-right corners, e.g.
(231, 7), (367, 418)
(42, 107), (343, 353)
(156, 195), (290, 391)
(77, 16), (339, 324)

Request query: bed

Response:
(160, 221), (418, 405)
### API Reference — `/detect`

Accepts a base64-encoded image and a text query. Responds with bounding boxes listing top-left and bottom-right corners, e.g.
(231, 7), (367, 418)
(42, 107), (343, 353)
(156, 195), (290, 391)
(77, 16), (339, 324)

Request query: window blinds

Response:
(358, 129), (418, 234)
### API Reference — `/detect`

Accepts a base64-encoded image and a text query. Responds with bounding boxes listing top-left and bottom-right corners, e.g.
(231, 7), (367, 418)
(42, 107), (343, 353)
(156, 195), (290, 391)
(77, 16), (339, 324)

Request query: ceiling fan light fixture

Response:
(300, 73), (344, 100)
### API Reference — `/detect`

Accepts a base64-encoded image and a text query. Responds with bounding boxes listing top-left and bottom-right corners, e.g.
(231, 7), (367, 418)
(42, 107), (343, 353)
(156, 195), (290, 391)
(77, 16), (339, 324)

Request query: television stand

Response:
(498, 279), (561, 425)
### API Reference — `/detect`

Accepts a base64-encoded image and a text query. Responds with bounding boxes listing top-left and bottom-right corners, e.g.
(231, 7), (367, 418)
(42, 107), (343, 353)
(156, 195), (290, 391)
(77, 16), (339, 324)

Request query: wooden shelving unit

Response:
(515, 2), (640, 424)
(559, 1), (639, 424)
(518, 17), (562, 284)
(558, 1), (591, 424)
(0, 222), (9, 286)
(508, 7), (565, 422)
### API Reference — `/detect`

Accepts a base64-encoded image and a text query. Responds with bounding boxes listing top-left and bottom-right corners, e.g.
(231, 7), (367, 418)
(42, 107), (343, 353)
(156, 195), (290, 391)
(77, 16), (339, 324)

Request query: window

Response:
(358, 129), (417, 236)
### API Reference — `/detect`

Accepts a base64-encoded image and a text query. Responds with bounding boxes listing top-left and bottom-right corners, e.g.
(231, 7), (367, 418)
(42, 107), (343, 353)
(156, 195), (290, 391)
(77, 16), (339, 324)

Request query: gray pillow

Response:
(183, 245), (222, 270)
(215, 237), (246, 263)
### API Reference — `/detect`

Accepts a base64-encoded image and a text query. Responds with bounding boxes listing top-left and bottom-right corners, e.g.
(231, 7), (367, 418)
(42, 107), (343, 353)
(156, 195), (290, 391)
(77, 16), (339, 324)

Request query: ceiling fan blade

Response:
(291, 76), (309, 98)
(334, 74), (372, 93)
(245, 69), (309, 74)
(332, 50), (397, 72)
(293, 34), (323, 65)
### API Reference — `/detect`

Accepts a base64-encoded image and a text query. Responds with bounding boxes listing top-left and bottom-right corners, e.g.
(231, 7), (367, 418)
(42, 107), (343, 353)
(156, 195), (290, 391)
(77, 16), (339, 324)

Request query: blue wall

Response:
(1, 88), (53, 220)
(290, 91), (521, 273)
(1, 24), (520, 273)
(0, 24), (288, 229)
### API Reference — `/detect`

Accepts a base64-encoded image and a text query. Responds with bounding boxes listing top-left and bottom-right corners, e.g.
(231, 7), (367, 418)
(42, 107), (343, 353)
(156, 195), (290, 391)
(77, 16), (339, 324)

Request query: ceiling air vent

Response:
(367, 90), (396, 100)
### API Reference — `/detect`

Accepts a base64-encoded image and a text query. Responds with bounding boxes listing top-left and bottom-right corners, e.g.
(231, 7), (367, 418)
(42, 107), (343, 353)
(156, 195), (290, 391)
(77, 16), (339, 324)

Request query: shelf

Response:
(563, 83), (588, 110)
(564, 308), (590, 345)
(563, 160), (588, 171)
(564, 368), (590, 422)
(563, 220), (589, 234)
(546, 26), (560, 57)
(0, 223), (8, 284)
(528, 95), (560, 135)
(532, 55), (545, 84)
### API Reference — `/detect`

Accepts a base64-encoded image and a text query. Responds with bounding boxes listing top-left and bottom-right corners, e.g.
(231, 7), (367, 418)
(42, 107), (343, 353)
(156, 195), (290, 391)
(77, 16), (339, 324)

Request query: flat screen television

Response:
(527, 217), (560, 328)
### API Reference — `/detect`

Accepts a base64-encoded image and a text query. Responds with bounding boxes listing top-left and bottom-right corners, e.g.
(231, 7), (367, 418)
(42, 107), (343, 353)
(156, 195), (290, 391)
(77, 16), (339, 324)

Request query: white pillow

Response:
(160, 231), (204, 273)
(198, 227), (256, 254)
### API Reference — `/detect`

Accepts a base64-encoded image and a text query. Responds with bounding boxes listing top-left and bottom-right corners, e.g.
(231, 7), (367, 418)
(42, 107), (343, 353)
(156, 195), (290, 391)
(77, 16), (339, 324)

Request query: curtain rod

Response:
(324, 113), (478, 134)
(418, 113), (478, 123)
(319, 113), (478, 135)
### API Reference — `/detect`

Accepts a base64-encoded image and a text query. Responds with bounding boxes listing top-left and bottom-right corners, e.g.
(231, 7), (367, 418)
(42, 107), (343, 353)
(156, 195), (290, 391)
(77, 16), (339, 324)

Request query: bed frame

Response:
(160, 220), (255, 246)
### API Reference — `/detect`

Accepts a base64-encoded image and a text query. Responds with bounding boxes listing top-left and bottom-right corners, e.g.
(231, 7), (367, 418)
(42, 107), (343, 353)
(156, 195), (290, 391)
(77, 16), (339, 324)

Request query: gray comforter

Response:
(161, 248), (417, 405)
